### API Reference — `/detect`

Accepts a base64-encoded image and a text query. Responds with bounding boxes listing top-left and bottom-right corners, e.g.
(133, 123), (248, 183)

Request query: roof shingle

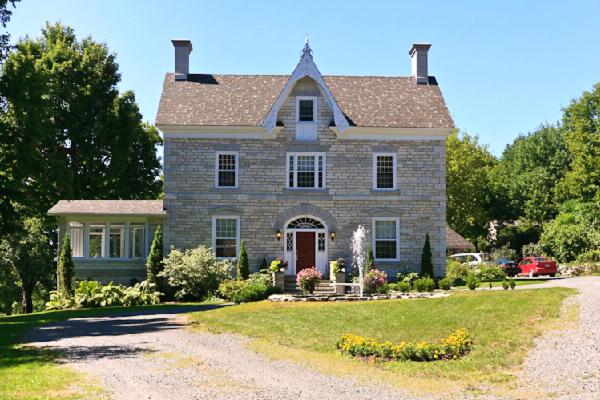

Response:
(48, 200), (165, 216)
(156, 73), (454, 129)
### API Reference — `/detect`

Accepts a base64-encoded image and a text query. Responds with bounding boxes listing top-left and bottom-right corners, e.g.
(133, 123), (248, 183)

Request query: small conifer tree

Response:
(146, 225), (163, 284)
(237, 241), (249, 280)
(421, 233), (434, 278)
(57, 233), (75, 294)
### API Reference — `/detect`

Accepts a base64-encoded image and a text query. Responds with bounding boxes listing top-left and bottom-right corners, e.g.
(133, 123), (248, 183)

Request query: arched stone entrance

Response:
(283, 216), (328, 276)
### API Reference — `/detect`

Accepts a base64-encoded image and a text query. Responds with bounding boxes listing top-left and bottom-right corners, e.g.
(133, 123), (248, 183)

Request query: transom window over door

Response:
(373, 153), (397, 190)
(372, 217), (400, 261)
(212, 216), (239, 259)
(287, 153), (325, 189)
(215, 151), (238, 188)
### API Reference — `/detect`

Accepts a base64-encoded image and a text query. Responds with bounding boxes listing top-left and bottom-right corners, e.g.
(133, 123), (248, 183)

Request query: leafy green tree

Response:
(237, 241), (249, 280)
(446, 130), (497, 244)
(57, 233), (75, 294)
(0, 218), (53, 313)
(0, 22), (162, 223)
(0, 0), (19, 62)
(491, 124), (570, 224)
(146, 225), (163, 284)
(557, 83), (600, 203)
(420, 234), (434, 278)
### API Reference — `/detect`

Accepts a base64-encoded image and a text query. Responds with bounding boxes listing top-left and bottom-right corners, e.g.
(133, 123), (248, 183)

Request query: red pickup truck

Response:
(517, 257), (557, 277)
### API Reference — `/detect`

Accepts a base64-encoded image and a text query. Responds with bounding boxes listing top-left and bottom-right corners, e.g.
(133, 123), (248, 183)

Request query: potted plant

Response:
(330, 258), (347, 294)
(270, 258), (288, 290)
(296, 267), (322, 294)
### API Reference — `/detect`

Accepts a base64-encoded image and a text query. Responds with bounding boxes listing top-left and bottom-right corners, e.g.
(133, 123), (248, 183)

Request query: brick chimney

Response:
(171, 39), (193, 81)
(409, 43), (431, 84)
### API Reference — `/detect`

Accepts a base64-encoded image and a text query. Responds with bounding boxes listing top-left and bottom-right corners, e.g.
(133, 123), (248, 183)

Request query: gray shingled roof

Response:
(48, 200), (165, 216)
(156, 73), (454, 129)
(446, 226), (475, 251)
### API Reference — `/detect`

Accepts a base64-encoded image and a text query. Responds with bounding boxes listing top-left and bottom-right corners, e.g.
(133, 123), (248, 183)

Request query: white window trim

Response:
(214, 151), (239, 189)
(371, 217), (400, 261)
(129, 225), (146, 259)
(108, 225), (126, 259)
(285, 152), (326, 189)
(211, 215), (240, 260)
(296, 96), (317, 123)
(372, 152), (397, 191)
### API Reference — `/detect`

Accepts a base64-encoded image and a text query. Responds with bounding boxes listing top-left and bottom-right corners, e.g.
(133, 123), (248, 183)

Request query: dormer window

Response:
(296, 96), (317, 141)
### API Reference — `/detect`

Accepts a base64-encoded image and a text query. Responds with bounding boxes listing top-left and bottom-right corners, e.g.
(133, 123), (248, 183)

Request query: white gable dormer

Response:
(262, 41), (349, 137)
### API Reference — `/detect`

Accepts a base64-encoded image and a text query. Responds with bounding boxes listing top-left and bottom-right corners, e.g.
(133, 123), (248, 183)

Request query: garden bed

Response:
(268, 291), (450, 302)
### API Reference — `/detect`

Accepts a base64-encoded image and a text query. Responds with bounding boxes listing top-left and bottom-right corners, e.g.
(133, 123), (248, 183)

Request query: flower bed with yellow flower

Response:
(335, 328), (473, 362)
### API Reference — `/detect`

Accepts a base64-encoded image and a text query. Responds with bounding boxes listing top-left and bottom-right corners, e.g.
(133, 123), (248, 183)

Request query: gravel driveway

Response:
(24, 277), (600, 400)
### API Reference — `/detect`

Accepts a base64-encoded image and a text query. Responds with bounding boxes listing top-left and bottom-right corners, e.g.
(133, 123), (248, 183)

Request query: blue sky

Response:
(7, 0), (600, 156)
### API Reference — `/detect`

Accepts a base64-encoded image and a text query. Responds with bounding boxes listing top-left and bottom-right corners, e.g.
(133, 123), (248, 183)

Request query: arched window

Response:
(287, 217), (324, 229)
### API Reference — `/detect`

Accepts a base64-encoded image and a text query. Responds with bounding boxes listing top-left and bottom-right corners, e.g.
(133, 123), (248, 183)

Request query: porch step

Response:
(283, 278), (335, 294)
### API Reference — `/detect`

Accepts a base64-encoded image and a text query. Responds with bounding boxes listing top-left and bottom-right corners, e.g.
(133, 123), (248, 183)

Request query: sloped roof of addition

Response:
(48, 200), (165, 216)
(156, 45), (454, 130)
(446, 226), (475, 251)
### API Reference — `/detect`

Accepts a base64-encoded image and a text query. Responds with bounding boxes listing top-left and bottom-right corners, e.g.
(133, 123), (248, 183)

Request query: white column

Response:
(83, 223), (90, 258)
(104, 223), (110, 258)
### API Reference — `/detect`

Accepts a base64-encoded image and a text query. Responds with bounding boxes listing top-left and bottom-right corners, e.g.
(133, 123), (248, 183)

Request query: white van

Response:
(449, 253), (489, 266)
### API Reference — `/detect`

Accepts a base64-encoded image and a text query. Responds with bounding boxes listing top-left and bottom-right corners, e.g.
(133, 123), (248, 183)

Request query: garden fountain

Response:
(351, 225), (368, 297)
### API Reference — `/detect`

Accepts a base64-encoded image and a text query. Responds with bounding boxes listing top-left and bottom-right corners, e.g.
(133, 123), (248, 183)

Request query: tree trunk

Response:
(21, 288), (33, 314)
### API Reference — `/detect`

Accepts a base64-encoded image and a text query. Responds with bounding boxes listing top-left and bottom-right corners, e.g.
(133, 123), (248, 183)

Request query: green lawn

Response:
(190, 288), (575, 394)
(0, 304), (207, 400)
(452, 278), (550, 290)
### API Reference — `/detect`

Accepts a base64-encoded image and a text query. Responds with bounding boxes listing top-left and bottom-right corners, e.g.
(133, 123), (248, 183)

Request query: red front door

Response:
(295, 232), (316, 273)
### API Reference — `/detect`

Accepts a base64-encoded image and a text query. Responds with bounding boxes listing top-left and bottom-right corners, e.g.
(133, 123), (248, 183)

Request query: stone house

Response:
(48, 39), (454, 284)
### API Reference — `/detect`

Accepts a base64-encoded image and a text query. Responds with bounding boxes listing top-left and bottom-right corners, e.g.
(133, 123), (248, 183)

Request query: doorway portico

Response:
(283, 216), (328, 276)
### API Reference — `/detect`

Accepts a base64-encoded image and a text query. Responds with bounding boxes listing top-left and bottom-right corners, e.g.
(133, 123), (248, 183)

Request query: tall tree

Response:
(0, 0), (19, 63)
(557, 83), (600, 203)
(0, 217), (53, 313)
(491, 124), (571, 224)
(146, 225), (163, 284)
(0, 22), (162, 223)
(237, 241), (249, 280)
(446, 130), (497, 245)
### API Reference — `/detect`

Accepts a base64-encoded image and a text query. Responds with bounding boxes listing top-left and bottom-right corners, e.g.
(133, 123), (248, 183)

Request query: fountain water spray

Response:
(351, 225), (368, 297)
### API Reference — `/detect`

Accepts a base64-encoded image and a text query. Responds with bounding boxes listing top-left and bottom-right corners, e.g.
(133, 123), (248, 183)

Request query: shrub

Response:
(465, 274), (481, 290)
(437, 277), (453, 290)
(396, 281), (411, 293)
(218, 279), (276, 304)
(146, 225), (164, 284)
(396, 272), (420, 285)
(364, 269), (388, 294)
(577, 249), (600, 262)
(413, 277), (435, 292)
(296, 267), (322, 294)
(508, 278), (516, 290)
(237, 241), (249, 280)
(258, 256), (269, 270)
(159, 245), (233, 300)
(490, 245), (517, 261)
(421, 233), (434, 278)
(57, 233), (75, 294)
(501, 280), (510, 290)
(269, 258), (288, 272)
(366, 245), (375, 271)
(445, 260), (471, 285)
(46, 280), (161, 310)
(475, 265), (507, 282)
(521, 242), (544, 258)
(336, 328), (473, 362)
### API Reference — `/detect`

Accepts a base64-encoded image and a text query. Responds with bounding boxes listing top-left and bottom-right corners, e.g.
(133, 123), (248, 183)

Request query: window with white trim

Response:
(212, 216), (239, 259)
(286, 153), (325, 189)
(129, 225), (145, 259)
(296, 96), (316, 122)
(215, 151), (238, 188)
(372, 217), (400, 260)
(373, 153), (397, 190)
(109, 225), (125, 258)
(89, 225), (105, 258)
(69, 222), (84, 257)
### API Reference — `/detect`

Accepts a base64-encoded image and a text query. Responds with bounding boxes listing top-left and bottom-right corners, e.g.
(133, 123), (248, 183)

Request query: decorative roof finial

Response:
(302, 34), (312, 58)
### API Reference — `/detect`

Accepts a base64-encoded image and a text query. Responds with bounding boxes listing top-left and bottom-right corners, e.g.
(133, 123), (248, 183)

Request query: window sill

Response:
(215, 187), (241, 192)
(284, 188), (328, 193)
(370, 189), (398, 194)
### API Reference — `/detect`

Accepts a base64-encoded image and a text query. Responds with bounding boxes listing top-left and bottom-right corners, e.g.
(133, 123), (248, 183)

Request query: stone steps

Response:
(283, 278), (335, 294)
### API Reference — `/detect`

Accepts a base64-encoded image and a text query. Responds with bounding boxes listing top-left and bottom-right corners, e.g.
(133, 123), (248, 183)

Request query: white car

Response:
(449, 253), (489, 266)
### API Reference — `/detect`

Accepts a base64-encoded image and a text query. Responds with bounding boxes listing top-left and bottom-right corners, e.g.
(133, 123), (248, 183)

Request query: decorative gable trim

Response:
(261, 43), (350, 133)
